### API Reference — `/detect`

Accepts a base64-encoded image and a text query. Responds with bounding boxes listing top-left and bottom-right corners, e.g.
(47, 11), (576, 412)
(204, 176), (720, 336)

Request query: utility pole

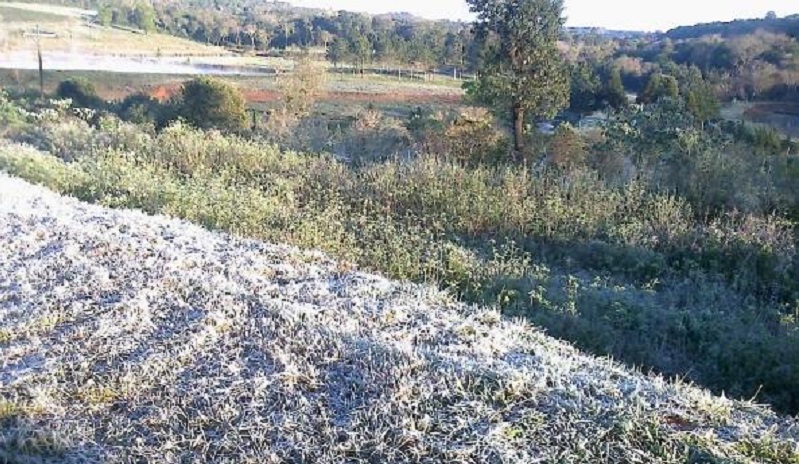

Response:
(36, 24), (44, 101)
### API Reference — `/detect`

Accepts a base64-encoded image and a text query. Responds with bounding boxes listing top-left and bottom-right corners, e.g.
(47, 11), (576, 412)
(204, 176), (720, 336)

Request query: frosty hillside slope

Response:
(0, 173), (797, 463)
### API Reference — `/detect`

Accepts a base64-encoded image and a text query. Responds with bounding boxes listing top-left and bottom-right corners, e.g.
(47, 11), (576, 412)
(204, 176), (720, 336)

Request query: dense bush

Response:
(407, 107), (509, 166)
(0, 90), (24, 136)
(56, 78), (105, 110)
(114, 93), (167, 127)
(176, 77), (248, 133)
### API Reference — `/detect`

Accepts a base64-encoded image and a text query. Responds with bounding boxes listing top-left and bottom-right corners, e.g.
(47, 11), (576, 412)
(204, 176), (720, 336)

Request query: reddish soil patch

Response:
(244, 89), (461, 105)
(150, 84), (179, 101)
(116, 82), (462, 106)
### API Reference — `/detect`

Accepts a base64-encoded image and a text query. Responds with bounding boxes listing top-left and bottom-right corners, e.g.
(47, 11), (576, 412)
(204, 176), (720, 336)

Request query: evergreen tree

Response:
(466, 0), (570, 152)
(97, 4), (112, 27)
(327, 37), (349, 68)
(604, 67), (628, 110)
(349, 34), (372, 73)
(638, 73), (679, 104)
(569, 62), (602, 114)
(131, 2), (156, 34)
(683, 70), (720, 128)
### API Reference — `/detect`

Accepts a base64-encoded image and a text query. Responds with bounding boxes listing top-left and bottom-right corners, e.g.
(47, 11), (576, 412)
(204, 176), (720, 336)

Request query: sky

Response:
(288, 0), (798, 32)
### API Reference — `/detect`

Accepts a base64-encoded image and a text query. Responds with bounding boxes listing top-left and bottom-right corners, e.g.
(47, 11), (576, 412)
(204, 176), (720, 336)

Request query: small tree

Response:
(683, 68), (721, 128)
(177, 77), (248, 132)
(349, 34), (372, 74)
(549, 123), (587, 171)
(569, 62), (602, 115)
(466, 0), (569, 153)
(327, 37), (349, 68)
(116, 92), (165, 126)
(637, 73), (679, 104)
(280, 56), (326, 119)
(131, 2), (156, 34)
(97, 4), (112, 27)
(603, 67), (628, 111)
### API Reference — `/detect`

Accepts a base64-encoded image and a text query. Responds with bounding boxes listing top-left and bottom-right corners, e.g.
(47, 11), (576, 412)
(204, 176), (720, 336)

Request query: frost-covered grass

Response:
(1, 173), (798, 463)
(2, 115), (799, 416)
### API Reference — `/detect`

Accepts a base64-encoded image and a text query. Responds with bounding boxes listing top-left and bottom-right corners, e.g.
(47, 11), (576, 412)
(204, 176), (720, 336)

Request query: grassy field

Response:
(0, 2), (229, 56)
(0, 1), (95, 18)
(0, 2), (73, 22)
(0, 68), (465, 119)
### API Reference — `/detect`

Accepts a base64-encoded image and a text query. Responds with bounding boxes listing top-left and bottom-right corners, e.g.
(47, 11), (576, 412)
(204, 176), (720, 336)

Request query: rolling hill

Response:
(1, 172), (797, 463)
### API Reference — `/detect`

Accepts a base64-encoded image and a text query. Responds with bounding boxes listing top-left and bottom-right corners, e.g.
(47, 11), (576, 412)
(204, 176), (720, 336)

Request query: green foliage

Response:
(408, 107), (509, 166)
(177, 77), (247, 133)
(96, 3), (112, 27)
(467, 0), (570, 151)
(682, 68), (720, 125)
(349, 34), (372, 70)
(638, 73), (680, 104)
(0, 90), (24, 134)
(131, 2), (156, 33)
(115, 93), (165, 127)
(548, 123), (587, 171)
(569, 62), (602, 114)
(604, 67), (628, 110)
(326, 37), (349, 67)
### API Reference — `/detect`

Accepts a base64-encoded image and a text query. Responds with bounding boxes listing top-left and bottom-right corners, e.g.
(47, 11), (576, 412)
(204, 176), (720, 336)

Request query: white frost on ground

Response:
(0, 173), (797, 463)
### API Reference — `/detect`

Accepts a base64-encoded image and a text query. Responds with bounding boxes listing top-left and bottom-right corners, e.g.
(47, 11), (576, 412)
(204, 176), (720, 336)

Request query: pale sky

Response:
(288, 0), (798, 31)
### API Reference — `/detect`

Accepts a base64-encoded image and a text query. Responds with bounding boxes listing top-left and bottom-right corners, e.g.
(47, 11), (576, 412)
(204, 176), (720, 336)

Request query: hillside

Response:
(0, 173), (798, 462)
(666, 14), (799, 40)
(0, 2), (231, 57)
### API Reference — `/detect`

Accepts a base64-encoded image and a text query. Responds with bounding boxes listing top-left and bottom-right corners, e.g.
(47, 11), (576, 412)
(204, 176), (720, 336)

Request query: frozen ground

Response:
(0, 173), (797, 463)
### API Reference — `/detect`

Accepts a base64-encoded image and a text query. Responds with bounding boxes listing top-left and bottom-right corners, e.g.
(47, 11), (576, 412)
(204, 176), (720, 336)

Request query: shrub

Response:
(0, 90), (24, 135)
(408, 107), (509, 166)
(56, 78), (105, 110)
(548, 123), (587, 171)
(176, 77), (248, 133)
(115, 93), (165, 127)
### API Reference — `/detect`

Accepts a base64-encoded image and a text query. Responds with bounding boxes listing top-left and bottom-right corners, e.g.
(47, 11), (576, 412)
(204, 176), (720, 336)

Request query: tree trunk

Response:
(513, 104), (525, 152)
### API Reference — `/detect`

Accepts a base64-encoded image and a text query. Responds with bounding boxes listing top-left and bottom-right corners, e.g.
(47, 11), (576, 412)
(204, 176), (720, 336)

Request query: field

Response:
(0, 68), (466, 119)
(0, 2), (72, 22)
(0, 2), (231, 56)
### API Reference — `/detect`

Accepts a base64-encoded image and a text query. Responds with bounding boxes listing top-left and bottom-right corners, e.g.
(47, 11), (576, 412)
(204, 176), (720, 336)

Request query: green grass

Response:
(2, 110), (799, 416)
(329, 69), (467, 90)
(0, 3), (71, 22)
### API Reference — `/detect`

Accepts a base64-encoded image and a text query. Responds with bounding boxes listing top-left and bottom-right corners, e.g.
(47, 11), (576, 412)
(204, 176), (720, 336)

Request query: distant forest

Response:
(7, 0), (799, 104)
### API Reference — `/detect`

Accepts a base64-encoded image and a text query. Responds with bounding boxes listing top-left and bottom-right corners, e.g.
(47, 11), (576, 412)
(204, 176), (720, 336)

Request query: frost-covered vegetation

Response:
(2, 172), (799, 463)
(2, 90), (799, 425)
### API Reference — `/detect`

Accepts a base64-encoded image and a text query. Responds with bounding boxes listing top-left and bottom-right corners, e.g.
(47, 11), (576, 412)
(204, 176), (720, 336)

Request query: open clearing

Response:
(0, 170), (797, 462)
(0, 2), (230, 57)
(0, 68), (465, 118)
(0, 2), (95, 19)
(722, 100), (799, 138)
